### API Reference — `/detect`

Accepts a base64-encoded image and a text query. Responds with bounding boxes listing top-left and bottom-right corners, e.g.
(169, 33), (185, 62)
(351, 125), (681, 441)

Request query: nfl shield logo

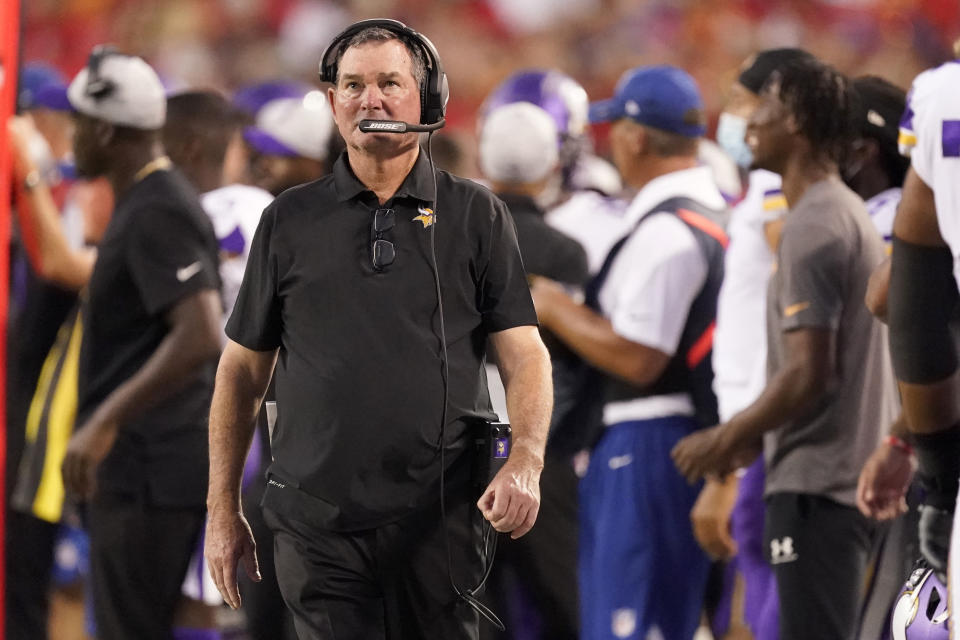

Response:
(611, 608), (636, 638)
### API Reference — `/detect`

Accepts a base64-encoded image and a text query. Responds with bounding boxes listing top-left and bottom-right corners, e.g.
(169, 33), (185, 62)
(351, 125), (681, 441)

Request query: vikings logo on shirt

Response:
(413, 206), (436, 228)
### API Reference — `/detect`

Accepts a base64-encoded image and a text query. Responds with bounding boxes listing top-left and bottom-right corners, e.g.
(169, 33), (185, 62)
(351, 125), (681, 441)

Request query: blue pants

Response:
(579, 416), (710, 640)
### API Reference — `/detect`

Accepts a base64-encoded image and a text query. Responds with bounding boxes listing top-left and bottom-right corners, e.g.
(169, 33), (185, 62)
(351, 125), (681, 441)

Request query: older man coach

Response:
(204, 19), (553, 640)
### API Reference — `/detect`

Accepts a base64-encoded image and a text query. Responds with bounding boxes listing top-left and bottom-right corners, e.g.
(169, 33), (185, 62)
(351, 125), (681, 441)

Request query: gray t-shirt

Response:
(764, 177), (898, 506)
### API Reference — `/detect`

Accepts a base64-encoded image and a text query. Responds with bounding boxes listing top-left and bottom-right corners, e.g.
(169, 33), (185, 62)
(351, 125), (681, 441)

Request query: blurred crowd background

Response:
(11, 2), (960, 639)
(24, 0), (960, 166)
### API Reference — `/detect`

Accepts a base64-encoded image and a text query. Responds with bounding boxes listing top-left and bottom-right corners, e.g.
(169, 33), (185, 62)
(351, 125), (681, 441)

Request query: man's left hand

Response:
(477, 447), (543, 539)
(672, 424), (743, 483)
(62, 413), (120, 500)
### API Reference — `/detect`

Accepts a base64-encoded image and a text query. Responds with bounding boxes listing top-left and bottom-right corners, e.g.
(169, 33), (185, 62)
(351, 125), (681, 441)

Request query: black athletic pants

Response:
(242, 484), (298, 640)
(266, 485), (484, 640)
(240, 425), (297, 640)
(88, 493), (205, 640)
(764, 492), (876, 640)
(5, 510), (58, 640)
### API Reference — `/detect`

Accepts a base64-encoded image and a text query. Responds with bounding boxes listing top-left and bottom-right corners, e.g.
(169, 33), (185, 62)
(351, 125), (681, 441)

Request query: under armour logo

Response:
(770, 536), (798, 564)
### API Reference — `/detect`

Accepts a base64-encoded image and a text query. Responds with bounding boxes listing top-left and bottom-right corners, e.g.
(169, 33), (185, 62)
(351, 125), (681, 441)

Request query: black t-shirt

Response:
(78, 168), (220, 507)
(226, 150), (538, 531)
(496, 193), (588, 287)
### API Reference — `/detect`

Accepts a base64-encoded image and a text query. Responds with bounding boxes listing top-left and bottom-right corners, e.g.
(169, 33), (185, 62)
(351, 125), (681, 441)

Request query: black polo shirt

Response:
(496, 193), (588, 287)
(226, 150), (538, 531)
(78, 168), (220, 508)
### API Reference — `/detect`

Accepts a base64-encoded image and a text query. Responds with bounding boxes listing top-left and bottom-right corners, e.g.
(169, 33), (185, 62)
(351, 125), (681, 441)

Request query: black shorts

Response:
(764, 492), (876, 640)
(266, 484), (484, 640)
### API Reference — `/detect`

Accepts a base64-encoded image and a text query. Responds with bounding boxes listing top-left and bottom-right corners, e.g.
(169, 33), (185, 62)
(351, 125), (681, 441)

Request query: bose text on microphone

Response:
(359, 118), (446, 133)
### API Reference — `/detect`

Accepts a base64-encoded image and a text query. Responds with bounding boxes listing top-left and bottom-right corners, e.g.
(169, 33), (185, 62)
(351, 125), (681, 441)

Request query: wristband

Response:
(884, 434), (914, 457)
(915, 423), (960, 511)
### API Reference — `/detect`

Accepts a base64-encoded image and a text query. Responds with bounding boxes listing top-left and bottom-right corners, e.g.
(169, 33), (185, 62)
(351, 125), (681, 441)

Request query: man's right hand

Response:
(477, 446), (544, 540)
(204, 507), (261, 609)
(62, 412), (120, 501)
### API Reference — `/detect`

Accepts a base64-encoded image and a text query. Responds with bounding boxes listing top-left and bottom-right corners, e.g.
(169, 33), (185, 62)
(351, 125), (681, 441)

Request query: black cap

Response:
(738, 48), (817, 95)
(850, 75), (906, 146)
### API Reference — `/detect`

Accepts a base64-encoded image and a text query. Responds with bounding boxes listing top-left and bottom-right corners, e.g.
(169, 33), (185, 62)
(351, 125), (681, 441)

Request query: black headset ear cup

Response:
(85, 45), (119, 100)
(426, 71), (449, 126)
(407, 28), (445, 125)
(318, 19), (447, 125)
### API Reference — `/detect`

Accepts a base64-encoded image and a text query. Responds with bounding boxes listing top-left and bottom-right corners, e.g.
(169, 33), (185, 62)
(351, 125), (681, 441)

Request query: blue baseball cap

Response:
(19, 63), (70, 111)
(588, 65), (706, 138)
(33, 84), (72, 111)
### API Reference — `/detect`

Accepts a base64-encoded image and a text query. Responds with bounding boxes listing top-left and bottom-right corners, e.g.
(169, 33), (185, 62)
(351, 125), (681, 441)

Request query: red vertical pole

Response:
(0, 0), (21, 634)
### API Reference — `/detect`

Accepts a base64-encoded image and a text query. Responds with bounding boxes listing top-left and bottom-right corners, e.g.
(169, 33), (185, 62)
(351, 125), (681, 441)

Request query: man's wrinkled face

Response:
(327, 39), (422, 156)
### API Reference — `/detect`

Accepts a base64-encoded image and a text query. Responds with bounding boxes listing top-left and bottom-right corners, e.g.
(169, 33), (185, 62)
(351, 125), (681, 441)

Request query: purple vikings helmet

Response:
(480, 70), (589, 170)
(891, 562), (949, 640)
(481, 69), (622, 195)
(232, 80), (309, 118)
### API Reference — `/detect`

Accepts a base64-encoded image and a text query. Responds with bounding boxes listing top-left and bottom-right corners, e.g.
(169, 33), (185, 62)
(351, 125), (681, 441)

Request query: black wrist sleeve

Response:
(888, 236), (959, 384)
(914, 422), (960, 511)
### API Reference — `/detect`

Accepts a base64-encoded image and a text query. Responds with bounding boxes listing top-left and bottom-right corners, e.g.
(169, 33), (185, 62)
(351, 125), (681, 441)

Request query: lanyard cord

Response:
(427, 133), (506, 631)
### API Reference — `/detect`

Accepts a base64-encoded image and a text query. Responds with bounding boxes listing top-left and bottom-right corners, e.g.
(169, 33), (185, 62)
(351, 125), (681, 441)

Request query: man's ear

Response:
(784, 113), (800, 136)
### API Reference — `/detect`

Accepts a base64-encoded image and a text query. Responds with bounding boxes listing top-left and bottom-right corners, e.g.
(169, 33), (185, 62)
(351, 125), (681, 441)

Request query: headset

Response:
(320, 19), (503, 630)
(85, 44), (119, 100)
(318, 18), (448, 132)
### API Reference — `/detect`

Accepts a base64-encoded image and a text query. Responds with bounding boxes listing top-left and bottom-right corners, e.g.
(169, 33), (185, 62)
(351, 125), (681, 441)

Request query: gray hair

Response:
(334, 27), (427, 90)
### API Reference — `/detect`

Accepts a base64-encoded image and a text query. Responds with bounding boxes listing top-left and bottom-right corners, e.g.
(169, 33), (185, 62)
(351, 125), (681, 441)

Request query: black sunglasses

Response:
(371, 208), (395, 271)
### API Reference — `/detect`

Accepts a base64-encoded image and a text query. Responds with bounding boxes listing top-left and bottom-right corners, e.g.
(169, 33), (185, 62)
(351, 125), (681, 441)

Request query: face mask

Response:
(716, 112), (752, 169)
